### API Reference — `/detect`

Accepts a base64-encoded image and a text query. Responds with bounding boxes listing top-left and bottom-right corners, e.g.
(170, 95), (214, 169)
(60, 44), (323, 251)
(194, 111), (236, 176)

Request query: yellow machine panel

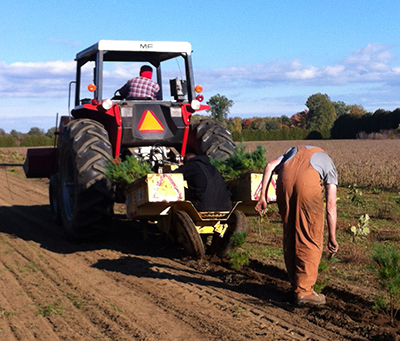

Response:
(125, 173), (185, 218)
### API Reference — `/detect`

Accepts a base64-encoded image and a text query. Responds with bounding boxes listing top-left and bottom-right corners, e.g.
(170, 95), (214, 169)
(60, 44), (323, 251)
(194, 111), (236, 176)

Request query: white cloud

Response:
(197, 43), (400, 88)
(1, 43), (398, 99)
(285, 67), (318, 80)
(0, 43), (399, 125)
(0, 60), (76, 98)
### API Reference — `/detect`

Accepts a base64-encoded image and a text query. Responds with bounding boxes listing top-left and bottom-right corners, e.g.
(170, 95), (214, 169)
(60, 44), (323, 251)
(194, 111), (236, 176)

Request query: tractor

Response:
(23, 40), (247, 258)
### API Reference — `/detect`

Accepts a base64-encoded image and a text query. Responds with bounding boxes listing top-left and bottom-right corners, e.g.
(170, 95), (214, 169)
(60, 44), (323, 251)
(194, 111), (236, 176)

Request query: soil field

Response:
(0, 146), (399, 341)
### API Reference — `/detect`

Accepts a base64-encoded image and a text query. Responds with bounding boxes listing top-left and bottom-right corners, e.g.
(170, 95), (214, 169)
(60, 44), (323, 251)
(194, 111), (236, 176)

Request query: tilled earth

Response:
(0, 158), (399, 340)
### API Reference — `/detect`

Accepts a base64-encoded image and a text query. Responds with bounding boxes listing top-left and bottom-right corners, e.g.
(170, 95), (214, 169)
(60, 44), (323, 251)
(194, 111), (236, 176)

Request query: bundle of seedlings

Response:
(211, 145), (266, 182)
(211, 145), (267, 204)
(105, 155), (153, 188)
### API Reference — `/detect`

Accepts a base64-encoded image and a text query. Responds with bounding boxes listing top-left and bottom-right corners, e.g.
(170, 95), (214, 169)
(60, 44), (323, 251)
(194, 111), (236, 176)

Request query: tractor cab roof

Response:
(76, 40), (192, 66)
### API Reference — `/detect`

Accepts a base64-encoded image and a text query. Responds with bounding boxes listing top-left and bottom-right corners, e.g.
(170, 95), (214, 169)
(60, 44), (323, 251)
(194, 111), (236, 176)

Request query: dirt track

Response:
(0, 160), (398, 340)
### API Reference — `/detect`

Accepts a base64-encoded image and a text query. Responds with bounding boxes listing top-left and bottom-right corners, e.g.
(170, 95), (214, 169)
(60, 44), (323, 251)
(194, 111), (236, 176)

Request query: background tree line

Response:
(197, 93), (400, 141)
(2, 93), (400, 146)
(0, 127), (56, 147)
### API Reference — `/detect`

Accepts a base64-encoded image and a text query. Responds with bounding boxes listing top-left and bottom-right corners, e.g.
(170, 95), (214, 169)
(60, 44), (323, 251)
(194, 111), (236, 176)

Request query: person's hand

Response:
(327, 238), (339, 254)
(255, 198), (267, 215)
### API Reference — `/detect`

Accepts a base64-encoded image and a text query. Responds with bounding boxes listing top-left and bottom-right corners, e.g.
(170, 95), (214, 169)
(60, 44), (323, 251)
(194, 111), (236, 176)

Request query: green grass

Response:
(37, 303), (65, 317)
(64, 294), (87, 309)
(241, 185), (400, 293)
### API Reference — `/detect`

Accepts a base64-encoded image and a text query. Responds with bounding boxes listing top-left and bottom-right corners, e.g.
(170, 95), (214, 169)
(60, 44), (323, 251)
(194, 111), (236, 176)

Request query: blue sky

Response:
(1, 0), (400, 133)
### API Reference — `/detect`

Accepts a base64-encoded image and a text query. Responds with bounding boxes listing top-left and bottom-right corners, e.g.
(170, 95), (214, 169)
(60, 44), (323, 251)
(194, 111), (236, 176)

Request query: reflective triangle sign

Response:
(254, 174), (277, 202)
(137, 110), (164, 133)
(150, 174), (183, 202)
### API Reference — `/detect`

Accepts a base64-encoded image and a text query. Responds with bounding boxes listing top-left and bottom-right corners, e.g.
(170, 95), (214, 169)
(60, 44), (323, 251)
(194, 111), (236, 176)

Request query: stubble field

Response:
(243, 139), (400, 191)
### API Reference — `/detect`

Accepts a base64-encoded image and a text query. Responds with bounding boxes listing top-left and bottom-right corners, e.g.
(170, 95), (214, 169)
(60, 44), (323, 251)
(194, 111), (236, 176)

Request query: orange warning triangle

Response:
(137, 110), (164, 133)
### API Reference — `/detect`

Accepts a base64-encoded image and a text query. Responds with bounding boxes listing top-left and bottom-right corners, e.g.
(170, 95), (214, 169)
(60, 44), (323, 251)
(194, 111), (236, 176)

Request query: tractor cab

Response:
(70, 40), (208, 167)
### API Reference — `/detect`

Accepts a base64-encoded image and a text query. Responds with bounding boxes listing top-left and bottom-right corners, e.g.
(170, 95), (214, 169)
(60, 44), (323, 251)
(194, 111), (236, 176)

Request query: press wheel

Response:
(173, 210), (205, 259)
(210, 210), (247, 258)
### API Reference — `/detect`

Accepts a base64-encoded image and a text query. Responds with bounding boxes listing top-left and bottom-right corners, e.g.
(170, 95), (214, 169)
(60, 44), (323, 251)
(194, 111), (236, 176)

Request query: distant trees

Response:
(331, 108), (400, 139)
(0, 128), (18, 147)
(20, 135), (53, 147)
(22, 126), (53, 146)
(215, 91), (397, 141)
(0, 126), (53, 147)
(265, 120), (281, 131)
(227, 117), (242, 136)
(333, 101), (348, 118)
(242, 119), (252, 130)
(243, 117), (281, 131)
(347, 104), (367, 116)
(3, 90), (397, 145)
(290, 110), (308, 129)
(280, 115), (291, 127)
(333, 101), (367, 118)
(10, 129), (22, 141)
(28, 127), (45, 136)
(305, 93), (336, 138)
(289, 94), (345, 139)
(206, 94), (234, 122)
(0, 134), (18, 147)
(250, 118), (265, 130)
(46, 127), (56, 139)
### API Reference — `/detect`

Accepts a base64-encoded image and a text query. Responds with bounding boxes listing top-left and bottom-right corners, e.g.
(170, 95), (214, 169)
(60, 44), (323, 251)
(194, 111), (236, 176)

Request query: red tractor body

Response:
(23, 40), (236, 246)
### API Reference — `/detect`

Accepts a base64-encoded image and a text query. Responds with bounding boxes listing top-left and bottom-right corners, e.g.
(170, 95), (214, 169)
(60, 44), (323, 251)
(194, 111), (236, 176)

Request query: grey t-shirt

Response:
(277, 146), (338, 185)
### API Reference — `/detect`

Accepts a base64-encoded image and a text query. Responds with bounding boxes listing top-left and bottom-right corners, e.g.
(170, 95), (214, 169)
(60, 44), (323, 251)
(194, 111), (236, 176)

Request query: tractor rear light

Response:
(196, 94), (204, 102)
(190, 99), (201, 110)
(195, 85), (203, 93)
(91, 98), (99, 106)
(88, 83), (97, 92)
(102, 99), (113, 110)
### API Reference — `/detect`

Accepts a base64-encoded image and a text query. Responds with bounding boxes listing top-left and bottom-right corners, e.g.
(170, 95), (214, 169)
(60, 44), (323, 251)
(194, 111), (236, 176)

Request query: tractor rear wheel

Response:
(49, 173), (62, 225)
(209, 210), (247, 258)
(187, 119), (236, 160)
(58, 119), (114, 240)
(173, 210), (205, 259)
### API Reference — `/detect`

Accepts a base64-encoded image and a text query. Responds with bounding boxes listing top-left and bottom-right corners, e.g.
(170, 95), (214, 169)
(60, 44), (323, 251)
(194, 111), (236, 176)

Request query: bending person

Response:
(255, 145), (339, 306)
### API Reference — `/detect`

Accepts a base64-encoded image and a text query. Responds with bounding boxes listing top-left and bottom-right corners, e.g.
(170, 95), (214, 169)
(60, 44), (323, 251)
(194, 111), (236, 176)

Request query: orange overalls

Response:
(276, 146), (325, 298)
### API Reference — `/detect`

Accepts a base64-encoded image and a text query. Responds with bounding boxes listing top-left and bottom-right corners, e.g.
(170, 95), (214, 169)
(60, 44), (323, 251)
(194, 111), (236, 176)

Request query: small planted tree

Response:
(227, 231), (249, 270)
(350, 214), (371, 243)
(347, 184), (364, 213)
(369, 244), (400, 324)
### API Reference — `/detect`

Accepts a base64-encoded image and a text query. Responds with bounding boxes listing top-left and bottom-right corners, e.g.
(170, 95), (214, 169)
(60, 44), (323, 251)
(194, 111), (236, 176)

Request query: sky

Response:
(1, 0), (400, 133)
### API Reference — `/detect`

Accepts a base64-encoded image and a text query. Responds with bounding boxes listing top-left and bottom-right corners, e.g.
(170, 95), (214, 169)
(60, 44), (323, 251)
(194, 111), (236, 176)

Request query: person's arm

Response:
(118, 83), (129, 98)
(325, 184), (339, 253)
(255, 157), (281, 215)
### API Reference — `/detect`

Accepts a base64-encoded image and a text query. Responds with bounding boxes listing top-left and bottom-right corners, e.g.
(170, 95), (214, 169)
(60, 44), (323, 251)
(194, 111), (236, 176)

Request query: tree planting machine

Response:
(22, 40), (275, 258)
